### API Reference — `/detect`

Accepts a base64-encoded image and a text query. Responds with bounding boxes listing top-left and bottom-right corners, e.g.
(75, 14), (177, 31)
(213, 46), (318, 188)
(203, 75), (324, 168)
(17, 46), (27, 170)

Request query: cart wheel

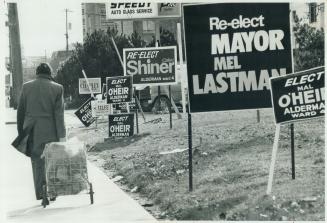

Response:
(89, 183), (94, 204)
(42, 185), (48, 208)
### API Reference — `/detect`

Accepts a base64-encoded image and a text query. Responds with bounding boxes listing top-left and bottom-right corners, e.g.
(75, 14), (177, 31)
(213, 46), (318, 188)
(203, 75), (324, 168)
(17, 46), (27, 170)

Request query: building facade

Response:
(291, 2), (325, 30)
(81, 3), (182, 48)
(290, 2), (325, 50)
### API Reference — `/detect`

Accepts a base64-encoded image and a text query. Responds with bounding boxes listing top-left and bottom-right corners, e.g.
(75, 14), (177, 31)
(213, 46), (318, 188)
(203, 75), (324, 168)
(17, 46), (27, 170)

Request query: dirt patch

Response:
(91, 133), (151, 152)
(69, 110), (324, 220)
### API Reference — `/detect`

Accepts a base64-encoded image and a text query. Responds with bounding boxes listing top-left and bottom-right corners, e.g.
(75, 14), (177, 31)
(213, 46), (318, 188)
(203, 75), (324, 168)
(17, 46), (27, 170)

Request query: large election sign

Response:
(106, 75), (133, 104)
(74, 97), (96, 127)
(106, 3), (180, 20)
(79, 78), (101, 94)
(108, 113), (134, 137)
(183, 3), (292, 113)
(270, 66), (325, 124)
(124, 46), (177, 86)
(91, 99), (112, 117)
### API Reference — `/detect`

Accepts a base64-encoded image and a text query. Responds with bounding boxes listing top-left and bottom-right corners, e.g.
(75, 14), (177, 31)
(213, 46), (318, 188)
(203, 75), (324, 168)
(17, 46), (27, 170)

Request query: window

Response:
(309, 3), (317, 23)
(142, 21), (155, 33)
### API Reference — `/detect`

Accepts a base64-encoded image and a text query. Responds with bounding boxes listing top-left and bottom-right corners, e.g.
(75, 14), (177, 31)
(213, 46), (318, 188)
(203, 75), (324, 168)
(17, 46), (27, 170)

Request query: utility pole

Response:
(8, 3), (23, 109)
(65, 9), (72, 53)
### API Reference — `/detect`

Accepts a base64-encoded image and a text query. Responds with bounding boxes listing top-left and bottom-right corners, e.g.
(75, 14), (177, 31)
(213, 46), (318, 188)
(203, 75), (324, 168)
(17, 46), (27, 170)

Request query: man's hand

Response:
(59, 137), (66, 142)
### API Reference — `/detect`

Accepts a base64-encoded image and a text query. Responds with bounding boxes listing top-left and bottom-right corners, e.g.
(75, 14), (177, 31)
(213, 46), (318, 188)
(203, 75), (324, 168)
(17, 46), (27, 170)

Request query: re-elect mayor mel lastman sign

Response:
(270, 66), (325, 124)
(124, 46), (177, 86)
(183, 3), (292, 113)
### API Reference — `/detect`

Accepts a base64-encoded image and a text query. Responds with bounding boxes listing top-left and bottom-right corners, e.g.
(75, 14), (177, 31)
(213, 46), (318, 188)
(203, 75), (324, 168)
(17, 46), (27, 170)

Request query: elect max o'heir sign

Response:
(106, 75), (133, 104)
(183, 3), (292, 113)
(124, 46), (177, 86)
(74, 97), (96, 127)
(108, 113), (134, 137)
(270, 66), (325, 124)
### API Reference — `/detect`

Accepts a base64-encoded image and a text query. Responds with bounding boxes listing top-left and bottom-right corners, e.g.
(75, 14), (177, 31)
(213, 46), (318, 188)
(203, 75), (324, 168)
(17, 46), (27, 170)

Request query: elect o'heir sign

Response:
(74, 97), (96, 127)
(183, 3), (292, 113)
(123, 46), (177, 86)
(108, 113), (134, 137)
(106, 75), (132, 104)
(270, 66), (325, 124)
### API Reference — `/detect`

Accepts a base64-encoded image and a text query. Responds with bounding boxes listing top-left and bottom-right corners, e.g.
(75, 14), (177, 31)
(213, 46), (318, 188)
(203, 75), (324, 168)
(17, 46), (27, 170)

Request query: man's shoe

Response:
(50, 196), (56, 201)
(41, 198), (49, 206)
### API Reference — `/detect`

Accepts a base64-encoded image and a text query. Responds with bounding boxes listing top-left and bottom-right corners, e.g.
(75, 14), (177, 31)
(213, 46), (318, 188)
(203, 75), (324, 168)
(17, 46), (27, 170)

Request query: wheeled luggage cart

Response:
(41, 140), (94, 208)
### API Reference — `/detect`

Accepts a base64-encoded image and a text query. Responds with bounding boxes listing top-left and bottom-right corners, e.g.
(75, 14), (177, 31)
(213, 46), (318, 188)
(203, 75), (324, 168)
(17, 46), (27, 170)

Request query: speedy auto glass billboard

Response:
(183, 3), (292, 113)
(106, 2), (180, 20)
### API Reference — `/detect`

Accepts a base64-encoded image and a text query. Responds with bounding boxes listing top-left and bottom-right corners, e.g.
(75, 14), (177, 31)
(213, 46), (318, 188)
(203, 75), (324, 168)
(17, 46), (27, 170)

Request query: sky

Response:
(3, 0), (323, 58)
(12, 0), (84, 58)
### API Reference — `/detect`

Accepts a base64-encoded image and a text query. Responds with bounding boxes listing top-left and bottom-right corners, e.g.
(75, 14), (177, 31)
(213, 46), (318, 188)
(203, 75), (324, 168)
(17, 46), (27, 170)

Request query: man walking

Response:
(17, 63), (66, 205)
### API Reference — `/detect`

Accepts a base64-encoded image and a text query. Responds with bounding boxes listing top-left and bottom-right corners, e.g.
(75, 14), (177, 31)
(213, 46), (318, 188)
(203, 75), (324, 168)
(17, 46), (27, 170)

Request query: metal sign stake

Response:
(291, 123), (295, 179)
(188, 112), (193, 192)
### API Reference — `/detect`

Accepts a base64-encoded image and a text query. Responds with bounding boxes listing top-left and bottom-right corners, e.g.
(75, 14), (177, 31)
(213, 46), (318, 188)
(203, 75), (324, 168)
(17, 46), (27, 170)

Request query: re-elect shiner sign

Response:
(183, 3), (292, 113)
(123, 46), (177, 86)
(270, 66), (325, 124)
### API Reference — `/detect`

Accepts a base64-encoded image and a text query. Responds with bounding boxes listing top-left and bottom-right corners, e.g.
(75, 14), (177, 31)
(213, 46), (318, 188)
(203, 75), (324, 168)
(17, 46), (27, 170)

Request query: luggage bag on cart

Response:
(41, 137), (94, 207)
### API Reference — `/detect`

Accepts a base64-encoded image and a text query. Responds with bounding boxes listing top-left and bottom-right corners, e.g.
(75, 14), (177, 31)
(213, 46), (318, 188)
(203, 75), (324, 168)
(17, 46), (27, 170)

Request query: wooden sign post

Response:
(134, 87), (139, 134)
(177, 23), (186, 114)
(266, 124), (280, 195)
(111, 37), (130, 113)
(75, 55), (98, 128)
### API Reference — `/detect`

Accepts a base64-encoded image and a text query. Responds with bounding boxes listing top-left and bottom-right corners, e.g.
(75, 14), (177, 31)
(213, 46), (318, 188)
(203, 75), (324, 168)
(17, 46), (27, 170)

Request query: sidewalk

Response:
(2, 108), (156, 223)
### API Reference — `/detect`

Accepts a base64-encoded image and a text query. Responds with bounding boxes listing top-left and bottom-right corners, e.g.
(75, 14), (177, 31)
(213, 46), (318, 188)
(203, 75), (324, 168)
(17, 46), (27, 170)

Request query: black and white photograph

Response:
(0, 0), (325, 222)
